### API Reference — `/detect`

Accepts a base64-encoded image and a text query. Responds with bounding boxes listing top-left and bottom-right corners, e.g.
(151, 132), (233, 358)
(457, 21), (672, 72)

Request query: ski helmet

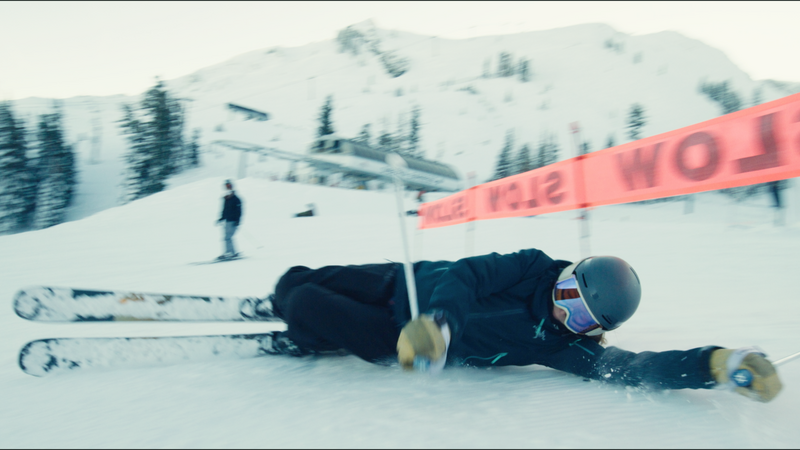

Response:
(554, 256), (641, 333)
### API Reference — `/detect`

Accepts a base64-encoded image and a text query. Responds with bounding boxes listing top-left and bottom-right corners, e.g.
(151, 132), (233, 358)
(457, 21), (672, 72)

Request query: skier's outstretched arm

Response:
(543, 339), (782, 402)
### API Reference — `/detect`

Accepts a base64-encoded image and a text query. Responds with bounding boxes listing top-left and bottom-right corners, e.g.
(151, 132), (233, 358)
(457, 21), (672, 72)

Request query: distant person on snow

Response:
(294, 203), (316, 218)
(251, 248), (782, 402)
(217, 179), (242, 260)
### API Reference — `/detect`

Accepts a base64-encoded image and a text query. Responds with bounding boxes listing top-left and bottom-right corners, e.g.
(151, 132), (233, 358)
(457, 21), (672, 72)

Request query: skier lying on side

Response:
(258, 248), (782, 402)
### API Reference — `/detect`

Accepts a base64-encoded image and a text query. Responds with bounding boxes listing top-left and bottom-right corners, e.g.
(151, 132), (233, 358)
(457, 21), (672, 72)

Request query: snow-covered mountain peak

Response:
(8, 22), (800, 223)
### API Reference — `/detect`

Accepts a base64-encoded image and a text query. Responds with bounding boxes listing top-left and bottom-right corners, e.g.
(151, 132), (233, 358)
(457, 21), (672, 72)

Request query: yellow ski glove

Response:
(710, 347), (782, 402)
(397, 314), (449, 371)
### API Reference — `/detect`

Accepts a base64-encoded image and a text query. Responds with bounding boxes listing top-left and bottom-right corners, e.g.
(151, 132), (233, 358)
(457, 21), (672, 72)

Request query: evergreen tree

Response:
(378, 131), (393, 149)
(536, 141), (548, 170)
(32, 105), (77, 229)
(407, 105), (421, 157)
(0, 101), (37, 233)
(752, 86), (763, 107)
(531, 143), (544, 170)
(119, 79), (185, 201)
(492, 130), (515, 180)
(170, 101), (188, 173)
(120, 103), (160, 200)
(626, 103), (647, 141)
(497, 52), (514, 77)
(187, 128), (201, 168)
(336, 26), (365, 55)
(316, 95), (335, 138)
(515, 143), (532, 174)
(394, 114), (408, 155)
(547, 136), (560, 165)
(518, 58), (531, 82)
(378, 128), (396, 153)
(354, 124), (372, 146)
(536, 133), (560, 167)
(605, 134), (616, 149)
(379, 51), (409, 78)
(143, 80), (182, 177)
(699, 80), (742, 115)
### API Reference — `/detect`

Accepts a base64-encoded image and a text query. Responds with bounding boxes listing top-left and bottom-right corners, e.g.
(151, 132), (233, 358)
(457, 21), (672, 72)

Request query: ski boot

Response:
(257, 331), (309, 357)
(240, 295), (278, 320)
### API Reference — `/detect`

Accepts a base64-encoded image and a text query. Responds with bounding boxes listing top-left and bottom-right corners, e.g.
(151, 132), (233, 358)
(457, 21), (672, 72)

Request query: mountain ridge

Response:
(7, 22), (800, 222)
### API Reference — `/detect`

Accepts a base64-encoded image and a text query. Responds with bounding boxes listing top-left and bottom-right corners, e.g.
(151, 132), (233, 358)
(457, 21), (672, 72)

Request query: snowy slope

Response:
(1, 177), (799, 448)
(8, 22), (800, 225)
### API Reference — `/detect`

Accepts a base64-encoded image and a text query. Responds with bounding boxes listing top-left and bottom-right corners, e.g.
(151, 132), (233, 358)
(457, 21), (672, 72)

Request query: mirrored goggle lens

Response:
(554, 275), (581, 300)
(554, 297), (601, 335)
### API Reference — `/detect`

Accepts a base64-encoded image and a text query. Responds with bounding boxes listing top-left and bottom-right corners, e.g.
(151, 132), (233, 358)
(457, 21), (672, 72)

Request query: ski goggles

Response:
(553, 274), (604, 336)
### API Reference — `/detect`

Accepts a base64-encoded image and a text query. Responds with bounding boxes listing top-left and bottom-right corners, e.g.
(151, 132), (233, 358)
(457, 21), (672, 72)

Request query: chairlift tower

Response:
(90, 103), (102, 164)
(225, 103), (270, 179)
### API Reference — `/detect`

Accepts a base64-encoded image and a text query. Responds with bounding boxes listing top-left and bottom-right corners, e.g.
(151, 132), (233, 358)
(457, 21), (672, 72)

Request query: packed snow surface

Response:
(2, 177), (800, 448)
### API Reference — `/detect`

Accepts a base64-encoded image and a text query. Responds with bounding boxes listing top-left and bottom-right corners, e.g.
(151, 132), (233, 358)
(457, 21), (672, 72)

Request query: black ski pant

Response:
(273, 263), (402, 364)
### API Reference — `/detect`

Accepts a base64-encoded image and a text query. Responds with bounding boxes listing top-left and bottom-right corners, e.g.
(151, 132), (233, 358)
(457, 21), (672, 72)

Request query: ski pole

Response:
(774, 349), (800, 367)
(731, 349), (800, 387)
(239, 227), (264, 250)
(386, 153), (419, 319)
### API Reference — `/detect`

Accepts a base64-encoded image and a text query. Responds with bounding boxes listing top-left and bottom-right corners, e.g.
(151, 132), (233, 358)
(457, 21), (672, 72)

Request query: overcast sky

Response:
(2, 1), (798, 100)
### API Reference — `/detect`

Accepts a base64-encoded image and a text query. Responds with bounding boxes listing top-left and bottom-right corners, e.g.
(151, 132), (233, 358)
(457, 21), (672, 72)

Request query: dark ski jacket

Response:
(220, 192), (242, 225)
(390, 248), (719, 390)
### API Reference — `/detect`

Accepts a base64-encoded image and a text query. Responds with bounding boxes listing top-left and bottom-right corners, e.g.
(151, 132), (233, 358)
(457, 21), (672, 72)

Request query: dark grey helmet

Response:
(573, 256), (641, 331)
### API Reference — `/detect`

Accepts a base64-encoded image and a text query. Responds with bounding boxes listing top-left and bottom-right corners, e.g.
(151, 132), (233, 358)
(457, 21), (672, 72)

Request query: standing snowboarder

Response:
(258, 248), (782, 403)
(217, 179), (243, 260)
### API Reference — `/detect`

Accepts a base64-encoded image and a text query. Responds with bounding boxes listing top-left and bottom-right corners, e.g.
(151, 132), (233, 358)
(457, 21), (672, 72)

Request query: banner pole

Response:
(465, 172), (477, 258)
(570, 122), (591, 258)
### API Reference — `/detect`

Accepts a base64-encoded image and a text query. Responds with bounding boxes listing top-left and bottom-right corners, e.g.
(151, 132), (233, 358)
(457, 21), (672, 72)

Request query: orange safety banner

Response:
(418, 92), (800, 229)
